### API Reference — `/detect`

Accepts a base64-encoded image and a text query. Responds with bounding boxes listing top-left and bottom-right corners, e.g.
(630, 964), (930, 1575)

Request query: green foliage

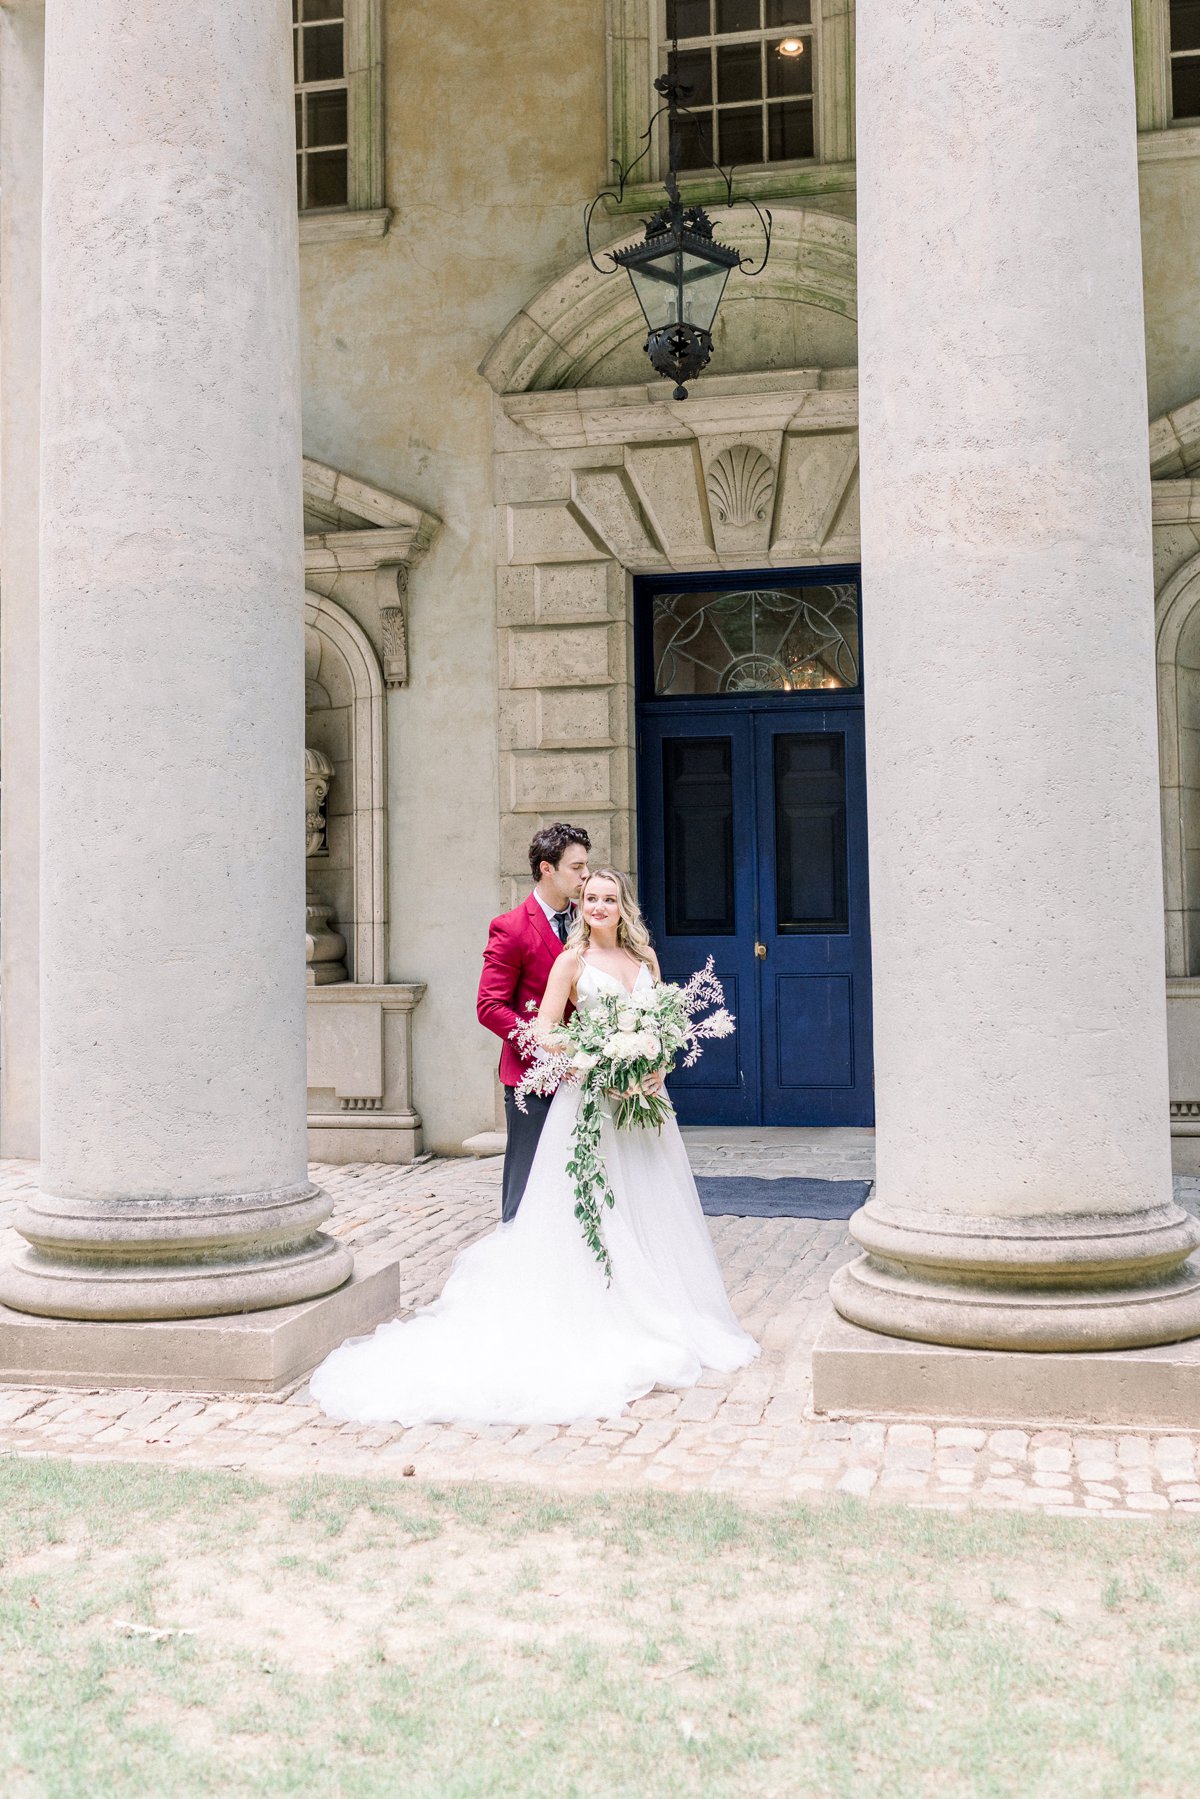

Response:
(530, 963), (734, 1274)
(565, 1075), (618, 1280)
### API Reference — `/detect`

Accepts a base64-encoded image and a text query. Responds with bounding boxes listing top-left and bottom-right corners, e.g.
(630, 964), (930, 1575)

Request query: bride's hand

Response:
(642, 1070), (666, 1097)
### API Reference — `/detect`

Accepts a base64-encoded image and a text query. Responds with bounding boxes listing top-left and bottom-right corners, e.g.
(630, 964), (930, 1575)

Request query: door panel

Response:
(638, 701), (873, 1126)
(755, 708), (873, 1125)
(662, 738), (736, 935)
(773, 974), (855, 1090)
(773, 734), (849, 933)
(639, 714), (757, 1124)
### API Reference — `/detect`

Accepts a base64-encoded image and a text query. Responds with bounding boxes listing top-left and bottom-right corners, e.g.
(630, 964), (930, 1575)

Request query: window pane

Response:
(307, 88), (347, 146)
(294, 92), (303, 146)
(1173, 57), (1200, 117)
(1172, 1), (1200, 53)
(716, 42), (762, 103)
(718, 104), (762, 165)
(306, 148), (348, 207)
(653, 586), (861, 696)
(716, 0), (759, 32)
(296, 153), (304, 206)
(768, 98), (813, 160)
(664, 739), (736, 935)
(766, 0), (810, 22)
(676, 111), (712, 169)
(774, 735), (848, 933)
(302, 0), (344, 19)
(676, 48), (713, 106)
(767, 35), (813, 96)
(302, 22), (344, 81)
(674, 0), (712, 36)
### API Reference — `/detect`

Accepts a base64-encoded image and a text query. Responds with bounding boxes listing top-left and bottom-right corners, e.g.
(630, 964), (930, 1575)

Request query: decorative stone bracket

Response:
(302, 456), (440, 691)
(376, 565), (409, 689)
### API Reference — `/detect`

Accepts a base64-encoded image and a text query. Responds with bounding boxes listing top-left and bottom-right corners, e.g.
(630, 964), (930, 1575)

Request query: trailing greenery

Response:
(514, 959), (734, 1275)
(565, 1073), (619, 1279)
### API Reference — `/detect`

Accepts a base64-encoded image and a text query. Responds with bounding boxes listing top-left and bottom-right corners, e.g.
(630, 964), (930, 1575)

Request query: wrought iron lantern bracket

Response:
(583, 20), (772, 400)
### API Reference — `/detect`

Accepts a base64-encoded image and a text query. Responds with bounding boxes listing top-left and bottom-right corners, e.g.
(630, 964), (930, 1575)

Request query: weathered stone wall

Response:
(297, 0), (608, 1151)
(288, 0), (1200, 1156)
(1141, 148), (1200, 422)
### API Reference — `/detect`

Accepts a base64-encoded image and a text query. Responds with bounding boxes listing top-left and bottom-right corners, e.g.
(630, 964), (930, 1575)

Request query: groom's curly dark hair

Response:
(529, 822), (591, 883)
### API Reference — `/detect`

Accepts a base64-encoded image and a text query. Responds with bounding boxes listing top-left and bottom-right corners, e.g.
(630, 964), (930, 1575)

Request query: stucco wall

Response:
(1141, 149), (1200, 422)
(297, 1), (607, 1152)
(292, 1), (1200, 1155)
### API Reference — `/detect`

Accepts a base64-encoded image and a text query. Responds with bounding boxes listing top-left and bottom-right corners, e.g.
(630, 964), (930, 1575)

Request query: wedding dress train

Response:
(308, 961), (759, 1425)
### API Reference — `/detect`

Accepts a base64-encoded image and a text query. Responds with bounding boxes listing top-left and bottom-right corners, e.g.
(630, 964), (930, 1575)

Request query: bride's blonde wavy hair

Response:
(565, 867), (656, 970)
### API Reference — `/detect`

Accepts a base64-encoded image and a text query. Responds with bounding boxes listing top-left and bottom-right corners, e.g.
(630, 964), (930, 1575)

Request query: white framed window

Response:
(663, 1), (819, 171)
(1170, 0), (1200, 117)
(607, 1), (853, 214)
(293, 0), (385, 229)
(294, 0), (350, 209)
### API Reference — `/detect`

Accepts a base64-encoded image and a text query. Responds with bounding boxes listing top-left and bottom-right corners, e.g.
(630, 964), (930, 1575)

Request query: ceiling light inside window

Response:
(776, 36), (805, 57)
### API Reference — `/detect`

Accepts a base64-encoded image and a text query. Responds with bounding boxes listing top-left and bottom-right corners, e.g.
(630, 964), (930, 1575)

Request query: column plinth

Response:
(0, 0), (351, 1323)
(833, 0), (1200, 1354)
(833, 1206), (1200, 1352)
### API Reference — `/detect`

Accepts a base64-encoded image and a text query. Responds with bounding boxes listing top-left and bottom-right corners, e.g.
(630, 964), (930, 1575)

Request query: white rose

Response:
(572, 1050), (597, 1072)
(617, 1009), (638, 1032)
(607, 1031), (639, 1062)
(634, 1030), (662, 1061)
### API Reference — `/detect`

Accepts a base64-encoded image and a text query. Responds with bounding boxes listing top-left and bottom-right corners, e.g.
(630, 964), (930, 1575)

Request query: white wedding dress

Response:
(309, 961), (759, 1425)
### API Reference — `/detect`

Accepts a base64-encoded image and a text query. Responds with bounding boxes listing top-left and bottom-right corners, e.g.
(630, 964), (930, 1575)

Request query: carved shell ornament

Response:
(706, 444), (776, 527)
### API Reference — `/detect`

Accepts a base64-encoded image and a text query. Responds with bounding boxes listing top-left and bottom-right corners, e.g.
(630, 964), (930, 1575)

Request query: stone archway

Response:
(304, 591), (386, 985)
(296, 460), (441, 1164)
(480, 211), (863, 913)
(479, 205), (858, 396)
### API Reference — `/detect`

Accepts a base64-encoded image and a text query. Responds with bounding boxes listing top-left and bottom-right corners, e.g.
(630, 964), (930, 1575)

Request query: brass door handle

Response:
(754, 941), (768, 959)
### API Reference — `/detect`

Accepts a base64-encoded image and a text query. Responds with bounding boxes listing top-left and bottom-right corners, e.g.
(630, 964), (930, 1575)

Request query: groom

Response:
(477, 823), (591, 1222)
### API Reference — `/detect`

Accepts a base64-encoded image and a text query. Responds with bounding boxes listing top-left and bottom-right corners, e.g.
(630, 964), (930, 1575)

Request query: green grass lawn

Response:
(1, 1457), (1199, 1797)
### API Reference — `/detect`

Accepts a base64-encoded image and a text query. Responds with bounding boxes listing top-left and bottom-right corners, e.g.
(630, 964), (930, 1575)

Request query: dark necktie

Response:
(552, 909), (571, 943)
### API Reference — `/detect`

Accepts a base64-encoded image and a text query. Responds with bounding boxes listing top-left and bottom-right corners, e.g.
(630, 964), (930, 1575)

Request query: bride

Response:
(308, 867), (759, 1425)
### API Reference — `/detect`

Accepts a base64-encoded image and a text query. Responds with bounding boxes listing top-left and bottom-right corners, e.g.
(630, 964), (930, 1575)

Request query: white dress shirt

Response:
(532, 891), (573, 935)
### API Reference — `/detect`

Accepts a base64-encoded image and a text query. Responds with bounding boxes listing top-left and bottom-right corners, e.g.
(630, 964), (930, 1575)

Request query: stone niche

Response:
(300, 459), (440, 1161)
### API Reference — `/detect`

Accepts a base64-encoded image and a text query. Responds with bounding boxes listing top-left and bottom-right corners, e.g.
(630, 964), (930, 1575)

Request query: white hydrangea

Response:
(616, 1008), (638, 1032)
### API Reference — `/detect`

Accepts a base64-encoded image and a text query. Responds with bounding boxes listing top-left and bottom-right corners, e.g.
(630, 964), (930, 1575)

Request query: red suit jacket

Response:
(477, 894), (571, 1087)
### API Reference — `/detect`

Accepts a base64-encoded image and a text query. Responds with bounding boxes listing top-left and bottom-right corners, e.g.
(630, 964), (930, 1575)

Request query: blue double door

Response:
(638, 701), (874, 1126)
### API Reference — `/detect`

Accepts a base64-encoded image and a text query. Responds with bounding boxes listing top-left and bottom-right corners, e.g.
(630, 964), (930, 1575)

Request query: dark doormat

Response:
(696, 1176), (871, 1220)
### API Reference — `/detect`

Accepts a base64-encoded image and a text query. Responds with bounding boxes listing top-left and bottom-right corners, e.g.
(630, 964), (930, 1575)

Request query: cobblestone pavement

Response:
(2, 1142), (1200, 1521)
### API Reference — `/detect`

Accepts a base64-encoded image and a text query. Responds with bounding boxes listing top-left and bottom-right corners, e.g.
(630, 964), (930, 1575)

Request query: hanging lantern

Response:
(611, 203), (741, 400)
(584, 17), (771, 401)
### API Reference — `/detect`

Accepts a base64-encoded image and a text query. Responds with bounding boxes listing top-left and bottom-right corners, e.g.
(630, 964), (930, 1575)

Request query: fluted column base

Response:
(830, 1201), (1200, 1352)
(0, 1182), (352, 1321)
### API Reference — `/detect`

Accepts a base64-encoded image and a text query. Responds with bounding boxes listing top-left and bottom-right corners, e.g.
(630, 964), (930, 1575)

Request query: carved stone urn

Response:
(304, 747), (347, 985)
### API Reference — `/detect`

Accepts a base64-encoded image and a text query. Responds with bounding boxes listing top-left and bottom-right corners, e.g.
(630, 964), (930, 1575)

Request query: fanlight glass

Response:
(652, 584), (861, 696)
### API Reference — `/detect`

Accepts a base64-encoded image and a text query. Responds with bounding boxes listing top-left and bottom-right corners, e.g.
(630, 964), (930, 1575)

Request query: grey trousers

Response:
(501, 1087), (553, 1223)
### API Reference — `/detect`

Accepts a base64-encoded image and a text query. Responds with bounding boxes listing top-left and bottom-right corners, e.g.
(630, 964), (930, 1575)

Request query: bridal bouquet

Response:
(511, 959), (735, 1277)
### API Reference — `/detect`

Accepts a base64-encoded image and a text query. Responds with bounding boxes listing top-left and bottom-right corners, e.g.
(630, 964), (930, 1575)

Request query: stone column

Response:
(0, 2), (44, 1158)
(0, 0), (351, 1319)
(833, 0), (1200, 1350)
